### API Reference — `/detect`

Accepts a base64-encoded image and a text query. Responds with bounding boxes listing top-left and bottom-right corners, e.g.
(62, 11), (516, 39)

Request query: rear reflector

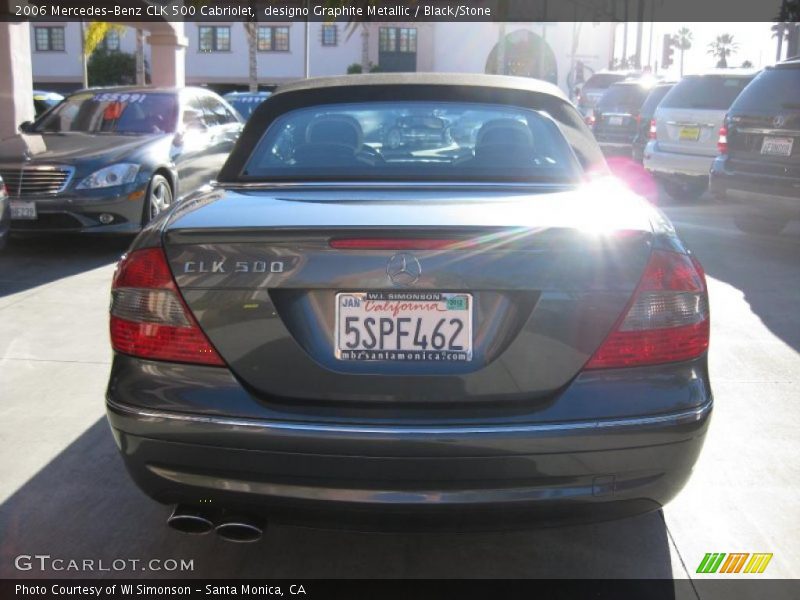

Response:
(585, 250), (709, 369)
(330, 238), (465, 250)
(110, 247), (224, 366)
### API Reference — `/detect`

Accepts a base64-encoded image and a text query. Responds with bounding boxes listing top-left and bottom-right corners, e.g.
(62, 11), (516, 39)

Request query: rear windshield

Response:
(33, 91), (179, 134)
(583, 74), (628, 89)
(243, 102), (583, 183)
(660, 75), (753, 110)
(729, 68), (800, 113)
(639, 85), (674, 118)
(597, 84), (650, 110)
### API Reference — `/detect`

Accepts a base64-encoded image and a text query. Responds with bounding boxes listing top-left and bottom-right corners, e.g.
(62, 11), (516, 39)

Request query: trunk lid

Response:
(655, 107), (724, 156)
(163, 185), (655, 407)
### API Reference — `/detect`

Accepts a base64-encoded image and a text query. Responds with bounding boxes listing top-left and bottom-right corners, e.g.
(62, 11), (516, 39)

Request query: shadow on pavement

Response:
(669, 207), (800, 354)
(0, 418), (676, 580)
(0, 235), (132, 297)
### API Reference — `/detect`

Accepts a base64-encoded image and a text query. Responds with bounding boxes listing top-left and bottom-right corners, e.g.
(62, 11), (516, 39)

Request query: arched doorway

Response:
(485, 29), (557, 84)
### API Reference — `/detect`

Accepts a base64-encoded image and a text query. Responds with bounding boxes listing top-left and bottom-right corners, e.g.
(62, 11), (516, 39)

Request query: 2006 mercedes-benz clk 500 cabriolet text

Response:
(105, 74), (712, 541)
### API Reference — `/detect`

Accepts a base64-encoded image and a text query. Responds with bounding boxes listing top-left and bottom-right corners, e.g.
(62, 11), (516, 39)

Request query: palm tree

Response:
(707, 34), (739, 68)
(674, 27), (693, 77)
(772, 22), (789, 62)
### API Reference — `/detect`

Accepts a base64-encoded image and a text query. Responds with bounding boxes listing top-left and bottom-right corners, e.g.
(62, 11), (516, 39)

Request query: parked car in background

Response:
(0, 86), (241, 234)
(711, 58), (800, 234)
(591, 80), (653, 155)
(0, 176), (8, 250)
(106, 73), (711, 540)
(576, 71), (637, 120)
(644, 70), (757, 200)
(223, 91), (271, 121)
(383, 114), (453, 149)
(632, 82), (675, 162)
(33, 90), (64, 118)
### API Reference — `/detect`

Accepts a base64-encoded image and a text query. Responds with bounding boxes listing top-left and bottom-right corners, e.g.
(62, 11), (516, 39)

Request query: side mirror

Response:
(18, 121), (33, 133)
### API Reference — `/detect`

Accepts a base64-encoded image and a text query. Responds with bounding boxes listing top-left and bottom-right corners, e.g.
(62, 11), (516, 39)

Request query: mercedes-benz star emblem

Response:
(386, 253), (422, 286)
(773, 115), (786, 128)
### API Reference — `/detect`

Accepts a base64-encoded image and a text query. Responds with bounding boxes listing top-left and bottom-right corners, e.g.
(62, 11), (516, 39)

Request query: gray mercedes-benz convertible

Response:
(106, 74), (712, 541)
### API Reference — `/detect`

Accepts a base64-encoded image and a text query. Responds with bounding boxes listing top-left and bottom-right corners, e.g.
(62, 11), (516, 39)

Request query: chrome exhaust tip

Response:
(166, 505), (215, 535)
(215, 514), (265, 543)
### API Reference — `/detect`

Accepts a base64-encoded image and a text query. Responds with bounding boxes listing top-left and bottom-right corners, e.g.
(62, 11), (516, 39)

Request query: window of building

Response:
(258, 26), (290, 52)
(34, 27), (65, 52)
(199, 26), (231, 52)
(379, 27), (416, 53)
(321, 24), (338, 47)
(101, 30), (121, 52)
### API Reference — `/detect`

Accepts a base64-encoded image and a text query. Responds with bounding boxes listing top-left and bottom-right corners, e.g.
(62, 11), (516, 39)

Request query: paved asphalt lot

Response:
(0, 190), (798, 585)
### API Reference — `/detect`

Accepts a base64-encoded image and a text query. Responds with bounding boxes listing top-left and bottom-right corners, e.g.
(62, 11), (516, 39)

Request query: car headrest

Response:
(306, 115), (363, 150)
(475, 119), (534, 149)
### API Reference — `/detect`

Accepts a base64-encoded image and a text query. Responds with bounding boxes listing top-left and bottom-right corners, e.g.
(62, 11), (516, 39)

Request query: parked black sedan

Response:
(106, 74), (711, 540)
(0, 87), (242, 234)
(710, 58), (800, 234)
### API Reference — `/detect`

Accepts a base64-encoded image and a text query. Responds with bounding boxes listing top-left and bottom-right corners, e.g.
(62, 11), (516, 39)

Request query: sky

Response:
(614, 22), (778, 76)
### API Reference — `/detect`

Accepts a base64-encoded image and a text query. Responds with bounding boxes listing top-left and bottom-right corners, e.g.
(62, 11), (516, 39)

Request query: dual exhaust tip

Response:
(167, 505), (265, 543)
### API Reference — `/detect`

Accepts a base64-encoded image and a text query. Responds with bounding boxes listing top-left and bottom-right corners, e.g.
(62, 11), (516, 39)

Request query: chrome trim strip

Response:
(107, 398), (712, 436)
(147, 464), (595, 504)
(735, 127), (800, 136)
(211, 181), (576, 192)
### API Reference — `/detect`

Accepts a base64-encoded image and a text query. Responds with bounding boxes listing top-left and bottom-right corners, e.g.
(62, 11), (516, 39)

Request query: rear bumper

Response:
(710, 158), (800, 216)
(106, 357), (712, 530)
(643, 142), (714, 179)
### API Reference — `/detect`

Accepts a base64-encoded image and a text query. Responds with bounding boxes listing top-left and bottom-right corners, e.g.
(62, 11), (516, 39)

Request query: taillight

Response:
(110, 247), (224, 366)
(717, 125), (728, 155)
(648, 119), (657, 140)
(585, 250), (709, 369)
(586, 112), (596, 127)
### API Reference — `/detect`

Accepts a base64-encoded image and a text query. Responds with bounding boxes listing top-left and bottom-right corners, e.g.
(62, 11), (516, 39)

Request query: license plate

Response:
(679, 126), (701, 141)
(10, 200), (37, 220)
(761, 136), (794, 157)
(608, 116), (624, 126)
(335, 292), (473, 362)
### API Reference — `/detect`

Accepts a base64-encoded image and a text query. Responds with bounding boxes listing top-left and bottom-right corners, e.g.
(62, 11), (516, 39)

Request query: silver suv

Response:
(644, 70), (757, 200)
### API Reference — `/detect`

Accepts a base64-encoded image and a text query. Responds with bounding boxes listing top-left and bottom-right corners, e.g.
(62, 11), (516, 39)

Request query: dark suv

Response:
(592, 81), (652, 155)
(710, 59), (800, 234)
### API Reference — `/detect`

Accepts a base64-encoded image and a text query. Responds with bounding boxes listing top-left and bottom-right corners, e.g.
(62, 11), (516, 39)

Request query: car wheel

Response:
(143, 174), (173, 225)
(661, 179), (707, 202)
(734, 214), (787, 235)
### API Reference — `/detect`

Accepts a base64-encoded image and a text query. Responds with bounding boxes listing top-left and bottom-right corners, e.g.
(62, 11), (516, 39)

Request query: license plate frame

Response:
(760, 136), (794, 157)
(335, 291), (473, 362)
(678, 126), (701, 141)
(10, 200), (37, 220)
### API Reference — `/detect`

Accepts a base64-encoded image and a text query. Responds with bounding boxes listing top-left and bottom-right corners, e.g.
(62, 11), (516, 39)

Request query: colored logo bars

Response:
(696, 553), (773, 574)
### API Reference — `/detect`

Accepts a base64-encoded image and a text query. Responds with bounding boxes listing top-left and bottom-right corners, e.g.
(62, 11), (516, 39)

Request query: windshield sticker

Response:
(92, 92), (147, 104)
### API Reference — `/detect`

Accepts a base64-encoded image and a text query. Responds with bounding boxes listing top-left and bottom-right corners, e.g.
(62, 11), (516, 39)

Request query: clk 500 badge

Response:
(183, 260), (285, 274)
